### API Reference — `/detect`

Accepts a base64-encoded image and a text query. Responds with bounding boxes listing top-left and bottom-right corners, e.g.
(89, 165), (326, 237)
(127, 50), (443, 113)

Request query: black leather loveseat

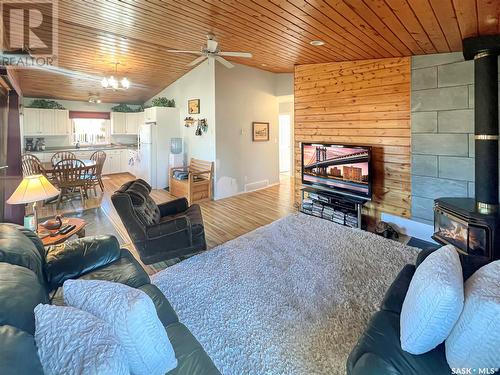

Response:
(0, 223), (220, 375)
(347, 249), (452, 374)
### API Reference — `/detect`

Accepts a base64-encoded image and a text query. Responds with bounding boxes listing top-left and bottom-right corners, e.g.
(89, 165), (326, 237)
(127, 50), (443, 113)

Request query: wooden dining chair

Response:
(21, 154), (43, 176)
(52, 159), (89, 209)
(51, 151), (76, 166)
(90, 150), (106, 192)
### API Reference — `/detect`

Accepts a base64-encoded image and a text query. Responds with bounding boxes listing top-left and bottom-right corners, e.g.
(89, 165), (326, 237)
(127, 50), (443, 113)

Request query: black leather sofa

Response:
(111, 179), (207, 264)
(347, 249), (452, 374)
(0, 223), (220, 375)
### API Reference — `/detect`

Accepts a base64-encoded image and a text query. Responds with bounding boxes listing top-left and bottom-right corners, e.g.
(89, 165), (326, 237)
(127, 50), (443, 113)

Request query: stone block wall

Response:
(411, 52), (500, 225)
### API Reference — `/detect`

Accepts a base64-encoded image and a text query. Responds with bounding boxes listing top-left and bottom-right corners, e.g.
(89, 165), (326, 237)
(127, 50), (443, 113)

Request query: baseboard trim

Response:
(215, 182), (280, 201)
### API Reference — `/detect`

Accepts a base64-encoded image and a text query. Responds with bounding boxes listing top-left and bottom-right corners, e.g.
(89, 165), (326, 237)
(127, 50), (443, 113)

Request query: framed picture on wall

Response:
(252, 122), (270, 142)
(188, 99), (200, 114)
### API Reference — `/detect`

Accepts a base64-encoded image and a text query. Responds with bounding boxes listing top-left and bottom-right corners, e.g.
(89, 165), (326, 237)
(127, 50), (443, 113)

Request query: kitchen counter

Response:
(26, 144), (137, 153)
(26, 145), (138, 176)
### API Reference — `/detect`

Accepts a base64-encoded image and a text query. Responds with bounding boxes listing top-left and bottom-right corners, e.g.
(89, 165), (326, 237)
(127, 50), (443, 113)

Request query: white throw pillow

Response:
(63, 279), (177, 375)
(34, 304), (128, 375)
(400, 244), (464, 354)
(445, 260), (500, 369)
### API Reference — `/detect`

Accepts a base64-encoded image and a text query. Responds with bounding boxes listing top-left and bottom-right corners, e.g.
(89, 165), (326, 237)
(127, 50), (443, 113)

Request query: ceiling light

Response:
(109, 76), (118, 90)
(101, 62), (130, 91)
(88, 94), (102, 104)
(121, 77), (130, 89)
(310, 40), (325, 46)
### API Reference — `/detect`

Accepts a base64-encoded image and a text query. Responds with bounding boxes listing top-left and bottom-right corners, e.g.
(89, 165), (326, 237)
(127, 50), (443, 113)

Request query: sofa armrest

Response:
(158, 198), (189, 217)
(380, 264), (416, 314)
(416, 248), (437, 268)
(146, 217), (191, 240)
(348, 352), (401, 375)
(44, 235), (121, 290)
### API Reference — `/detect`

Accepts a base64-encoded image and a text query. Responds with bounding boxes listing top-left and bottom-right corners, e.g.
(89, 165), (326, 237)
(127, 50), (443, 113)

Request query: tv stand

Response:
(300, 187), (366, 229)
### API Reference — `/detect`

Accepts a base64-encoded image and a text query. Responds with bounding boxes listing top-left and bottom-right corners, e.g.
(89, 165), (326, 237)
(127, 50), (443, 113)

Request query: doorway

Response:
(279, 114), (292, 176)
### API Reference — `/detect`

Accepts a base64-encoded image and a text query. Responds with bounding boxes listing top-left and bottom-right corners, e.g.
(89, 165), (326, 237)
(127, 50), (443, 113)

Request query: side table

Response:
(38, 218), (86, 246)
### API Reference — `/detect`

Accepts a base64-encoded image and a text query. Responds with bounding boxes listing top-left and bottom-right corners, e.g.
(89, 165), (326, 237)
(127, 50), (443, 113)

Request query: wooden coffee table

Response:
(38, 217), (86, 246)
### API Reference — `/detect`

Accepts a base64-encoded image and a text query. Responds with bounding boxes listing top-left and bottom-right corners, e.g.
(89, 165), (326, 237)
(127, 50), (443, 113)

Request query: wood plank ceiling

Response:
(11, 0), (500, 103)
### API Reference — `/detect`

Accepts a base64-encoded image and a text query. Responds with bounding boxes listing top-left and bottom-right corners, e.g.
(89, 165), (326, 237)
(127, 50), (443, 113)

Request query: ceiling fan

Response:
(167, 33), (252, 69)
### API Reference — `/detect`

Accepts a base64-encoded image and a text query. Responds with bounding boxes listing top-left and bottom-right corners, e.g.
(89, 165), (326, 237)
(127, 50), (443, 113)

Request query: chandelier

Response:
(101, 62), (130, 90)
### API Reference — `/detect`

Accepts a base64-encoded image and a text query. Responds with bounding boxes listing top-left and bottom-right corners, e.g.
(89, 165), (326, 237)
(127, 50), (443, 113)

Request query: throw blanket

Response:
(152, 213), (419, 374)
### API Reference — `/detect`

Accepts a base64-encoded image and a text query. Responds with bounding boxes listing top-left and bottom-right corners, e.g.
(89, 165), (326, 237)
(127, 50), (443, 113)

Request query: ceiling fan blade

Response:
(187, 55), (208, 67)
(215, 56), (234, 69)
(166, 50), (203, 55)
(207, 39), (218, 53)
(218, 51), (252, 58)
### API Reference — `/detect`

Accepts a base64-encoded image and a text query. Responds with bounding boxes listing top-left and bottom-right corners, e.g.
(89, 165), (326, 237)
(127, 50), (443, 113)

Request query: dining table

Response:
(41, 159), (96, 173)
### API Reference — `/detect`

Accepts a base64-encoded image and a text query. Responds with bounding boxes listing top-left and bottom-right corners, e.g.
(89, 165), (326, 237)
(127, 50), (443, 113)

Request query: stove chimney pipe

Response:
(474, 53), (498, 213)
(463, 36), (500, 214)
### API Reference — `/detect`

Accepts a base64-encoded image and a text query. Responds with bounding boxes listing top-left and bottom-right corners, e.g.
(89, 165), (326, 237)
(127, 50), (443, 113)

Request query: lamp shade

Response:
(6, 174), (60, 204)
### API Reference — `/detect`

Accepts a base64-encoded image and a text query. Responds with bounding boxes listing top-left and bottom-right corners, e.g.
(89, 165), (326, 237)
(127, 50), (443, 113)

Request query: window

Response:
(72, 118), (110, 145)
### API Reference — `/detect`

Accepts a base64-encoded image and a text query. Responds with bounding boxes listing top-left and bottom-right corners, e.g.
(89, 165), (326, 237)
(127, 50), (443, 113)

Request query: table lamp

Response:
(6, 174), (60, 232)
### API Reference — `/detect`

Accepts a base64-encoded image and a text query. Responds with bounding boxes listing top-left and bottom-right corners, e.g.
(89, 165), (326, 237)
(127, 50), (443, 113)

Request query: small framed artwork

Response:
(188, 99), (200, 114)
(252, 122), (270, 142)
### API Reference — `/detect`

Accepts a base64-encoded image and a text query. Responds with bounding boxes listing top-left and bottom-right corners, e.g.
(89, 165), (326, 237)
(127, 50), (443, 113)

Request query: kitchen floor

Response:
(36, 173), (297, 274)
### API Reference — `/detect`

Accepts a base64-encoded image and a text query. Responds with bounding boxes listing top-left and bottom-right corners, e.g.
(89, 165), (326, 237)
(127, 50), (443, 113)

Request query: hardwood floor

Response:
(37, 173), (297, 274)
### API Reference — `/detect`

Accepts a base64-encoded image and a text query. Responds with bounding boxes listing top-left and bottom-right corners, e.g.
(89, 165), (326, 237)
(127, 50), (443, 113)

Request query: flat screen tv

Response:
(301, 143), (372, 200)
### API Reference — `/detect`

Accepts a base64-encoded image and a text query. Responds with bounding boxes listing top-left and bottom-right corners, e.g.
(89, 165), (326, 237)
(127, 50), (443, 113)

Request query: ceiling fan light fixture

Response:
(121, 77), (130, 89)
(88, 94), (102, 104)
(310, 40), (325, 46)
(167, 33), (252, 69)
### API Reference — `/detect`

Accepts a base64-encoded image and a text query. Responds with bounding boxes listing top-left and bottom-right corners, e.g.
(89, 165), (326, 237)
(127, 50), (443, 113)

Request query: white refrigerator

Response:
(136, 108), (180, 189)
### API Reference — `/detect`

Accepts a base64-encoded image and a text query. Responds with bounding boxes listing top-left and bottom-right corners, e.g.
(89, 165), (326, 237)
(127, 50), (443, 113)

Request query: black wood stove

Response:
(433, 36), (500, 275)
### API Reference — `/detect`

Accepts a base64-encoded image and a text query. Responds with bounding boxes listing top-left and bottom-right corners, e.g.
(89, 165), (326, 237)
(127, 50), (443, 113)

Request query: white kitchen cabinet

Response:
(23, 108), (40, 136)
(111, 112), (127, 134)
(125, 113), (134, 134)
(112, 112), (143, 135)
(103, 150), (121, 175)
(53, 109), (70, 135)
(102, 153), (111, 175)
(120, 149), (130, 173)
(39, 109), (55, 135)
(144, 107), (156, 123)
(125, 113), (140, 135)
(23, 108), (69, 136)
(136, 112), (144, 127)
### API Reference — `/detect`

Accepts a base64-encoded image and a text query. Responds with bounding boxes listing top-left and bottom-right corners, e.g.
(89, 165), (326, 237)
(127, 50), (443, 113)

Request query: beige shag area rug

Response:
(152, 213), (419, 375)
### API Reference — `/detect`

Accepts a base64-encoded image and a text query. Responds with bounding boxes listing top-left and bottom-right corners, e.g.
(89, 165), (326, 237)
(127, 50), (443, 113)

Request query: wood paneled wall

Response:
(294, 57), (411, 219)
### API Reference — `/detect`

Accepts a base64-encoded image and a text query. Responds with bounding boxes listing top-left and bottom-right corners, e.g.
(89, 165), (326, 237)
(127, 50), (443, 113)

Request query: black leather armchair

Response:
(111, 179), (207, 264)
